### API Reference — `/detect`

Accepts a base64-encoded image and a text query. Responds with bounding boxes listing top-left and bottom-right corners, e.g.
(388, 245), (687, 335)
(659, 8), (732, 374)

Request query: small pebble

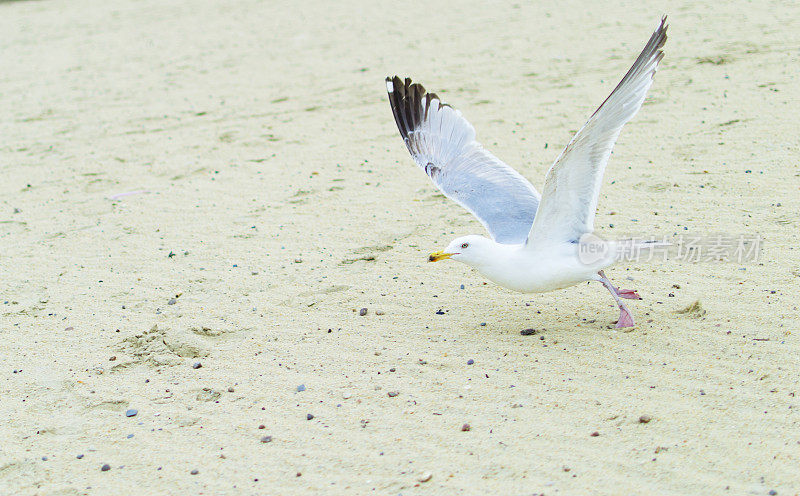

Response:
(306, 413), (314, 420)
(190, 469), (199, 475)
(359, 308), (368, 316)
(418, 472), (433, 483)
(125, 409), (138, 418)
(126, 434), (134, 439)
(101, 464), (111, 472)
(375, 309), (385, 315)
(460, 423), (471, 432)
(387, 391), (399, 397)
(297, 384), (306, 392)
(590, 431), (600, 437)
(77, 454), (84, 459)
(167, 298), (177, 305)
(192, 362), (202, 369)
(520, 328), (537, 336)
(261, 435), (273, 443)
(639, 415), (652, 424)
(769, 490), (777, 495)
(41, 456), (48, 461)
(227, 387), (235, 393)
(562, 466), (571, 472)
(466, 359), (474, 365)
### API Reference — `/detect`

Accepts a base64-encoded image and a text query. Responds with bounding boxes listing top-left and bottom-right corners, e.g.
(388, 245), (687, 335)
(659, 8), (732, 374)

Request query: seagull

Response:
(385, 17), (668, 328)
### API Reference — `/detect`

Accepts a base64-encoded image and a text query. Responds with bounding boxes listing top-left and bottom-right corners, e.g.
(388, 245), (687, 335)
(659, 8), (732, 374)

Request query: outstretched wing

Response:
(526, 16), (668, 247)
(386, 76), (540, 245)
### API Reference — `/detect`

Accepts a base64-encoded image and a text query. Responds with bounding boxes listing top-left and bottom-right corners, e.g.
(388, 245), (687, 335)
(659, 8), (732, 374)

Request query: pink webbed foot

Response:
(615, 306), (636, 328)
(618, 288), (642, 300)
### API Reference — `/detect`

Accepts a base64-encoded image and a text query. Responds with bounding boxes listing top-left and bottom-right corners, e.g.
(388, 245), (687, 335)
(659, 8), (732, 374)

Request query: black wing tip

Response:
(385, 75), (428, 97)
(654, 15), (669, 50)
(585, 15), (668, 120)
(385, 75), (411, 93)
(385, 75), (447, 107)
(385, 76), (447, 140)
(636, 15), (670, 74)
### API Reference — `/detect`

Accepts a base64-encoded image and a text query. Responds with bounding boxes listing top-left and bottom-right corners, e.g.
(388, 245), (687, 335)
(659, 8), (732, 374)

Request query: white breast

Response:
(473, 242), (612, 294)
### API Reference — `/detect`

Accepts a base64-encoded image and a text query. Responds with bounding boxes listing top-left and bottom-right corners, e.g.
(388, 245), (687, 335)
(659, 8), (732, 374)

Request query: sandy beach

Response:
(1, 0), (799, 494)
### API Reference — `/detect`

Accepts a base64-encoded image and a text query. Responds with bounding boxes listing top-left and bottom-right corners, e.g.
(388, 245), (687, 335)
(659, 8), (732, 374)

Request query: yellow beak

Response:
(428, 251), (453, 262)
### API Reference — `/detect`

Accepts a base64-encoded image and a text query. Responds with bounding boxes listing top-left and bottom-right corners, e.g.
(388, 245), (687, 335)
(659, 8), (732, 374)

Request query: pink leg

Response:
(597, 271), (636, 328)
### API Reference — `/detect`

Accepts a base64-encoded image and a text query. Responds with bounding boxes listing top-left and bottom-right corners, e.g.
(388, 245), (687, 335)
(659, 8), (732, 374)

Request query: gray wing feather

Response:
(526, 16), (668, 247)
(386, 76), (540, 244)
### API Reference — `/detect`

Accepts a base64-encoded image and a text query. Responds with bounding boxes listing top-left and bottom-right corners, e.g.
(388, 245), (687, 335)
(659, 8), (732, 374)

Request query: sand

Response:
(1, 0), (799, 494)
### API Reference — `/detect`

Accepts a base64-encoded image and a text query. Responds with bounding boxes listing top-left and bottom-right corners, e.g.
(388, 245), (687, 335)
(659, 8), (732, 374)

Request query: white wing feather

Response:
(386, 76), (541, 244)
(526, 16), (668, 247)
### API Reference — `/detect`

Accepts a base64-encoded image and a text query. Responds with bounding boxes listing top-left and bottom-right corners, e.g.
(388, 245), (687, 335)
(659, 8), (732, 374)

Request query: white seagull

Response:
(386, 17), (668, 328)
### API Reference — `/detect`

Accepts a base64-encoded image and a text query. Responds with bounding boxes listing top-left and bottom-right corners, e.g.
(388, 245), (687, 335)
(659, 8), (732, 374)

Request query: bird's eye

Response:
(461, 242), (469, 249)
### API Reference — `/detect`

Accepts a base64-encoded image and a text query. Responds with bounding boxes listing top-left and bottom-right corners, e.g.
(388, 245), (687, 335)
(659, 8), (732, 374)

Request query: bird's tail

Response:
(578, 234), (671, 266)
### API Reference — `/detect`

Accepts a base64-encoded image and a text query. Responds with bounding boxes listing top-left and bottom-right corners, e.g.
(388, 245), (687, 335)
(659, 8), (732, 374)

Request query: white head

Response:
(428, 234), (499, 268)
